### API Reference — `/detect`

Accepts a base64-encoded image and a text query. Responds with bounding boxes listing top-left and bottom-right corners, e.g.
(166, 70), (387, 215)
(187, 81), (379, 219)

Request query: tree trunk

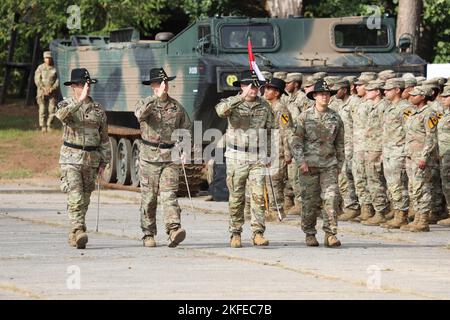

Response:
(396, 0), (422, 54)
(266, 0), (304, 18)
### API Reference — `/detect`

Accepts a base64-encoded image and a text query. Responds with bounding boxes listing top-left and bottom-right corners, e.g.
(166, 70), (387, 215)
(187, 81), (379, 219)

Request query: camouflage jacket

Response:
(283, 90), (307, 123)
(56, 97), (110, 167)
(215, 95), (275, 162)
(382, 99), (411, 158)
(404, 104), (439, 166)
(134, 94), (191, 162)
(289, 106), (345, 169)
(364, 99), (388, 153)
(34, 63), (59, 98)
(429, 100), (444, 118)
(329, 96), (353, 161)
(268, 99), (293, 161)
(349, 96), (369, 153)
(437, 108), (450, 163)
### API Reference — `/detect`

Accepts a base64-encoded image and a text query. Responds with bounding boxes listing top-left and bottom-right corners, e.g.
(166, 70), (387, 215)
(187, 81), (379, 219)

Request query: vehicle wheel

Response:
(101, 136), (117, 183)
(116, 138), (132, 185)
(130, 139), (141, 187)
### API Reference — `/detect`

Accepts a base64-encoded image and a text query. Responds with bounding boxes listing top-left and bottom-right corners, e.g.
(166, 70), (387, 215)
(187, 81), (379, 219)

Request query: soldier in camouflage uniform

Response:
(349, 73), (377, 222)
(273, 71), (287, 80)
(135, 68), (191, 248)
(216, 70), (276, 248)
(401, 86), (439, 232)
(56, 68), (110, 249)
(263, 78), (292, 219)
(377, 69), (396, 81)
(380, 78), (411, 229)
(34, 51), (59, 132)
(401, 77), (417, 101)
(328, 79), (361, 220)
(360, 80), (390, 226)
(289, 80), (345, 247)
(437, 87), (450, 226)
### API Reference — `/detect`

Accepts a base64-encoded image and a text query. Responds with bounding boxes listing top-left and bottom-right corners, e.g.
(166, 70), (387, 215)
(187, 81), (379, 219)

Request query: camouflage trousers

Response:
(60, 164), (98, 232)
(406, 158), (432, 215)
(383, 155), (409, 211)
(287, 162), (301, 205)
(139, 161), (181, 236)
(226, 159), (266, 234)
(352, 151), (371, 205)
(37, 95), (57, 128)
(338, 160), (359, 210)
(364, 151), (389, 214)
(441, 156), (450, 213)
(431, 167), (444, 214)
(299, 166), (339, 235)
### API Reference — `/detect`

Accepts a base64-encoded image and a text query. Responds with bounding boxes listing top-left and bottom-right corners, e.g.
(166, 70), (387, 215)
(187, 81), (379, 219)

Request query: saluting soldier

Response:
(56, 68), (110, 249)
(135, 68), (191, 248)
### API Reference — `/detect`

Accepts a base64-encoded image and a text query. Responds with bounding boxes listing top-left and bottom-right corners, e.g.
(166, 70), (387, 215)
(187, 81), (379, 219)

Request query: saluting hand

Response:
(156, 81), (166, 98)
(78, 82), (90, 102)
(240, 84), (252, 99)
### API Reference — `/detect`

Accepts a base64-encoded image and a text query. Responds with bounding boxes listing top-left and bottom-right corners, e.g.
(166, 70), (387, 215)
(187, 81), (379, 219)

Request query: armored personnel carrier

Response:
(50, 16), (426, 190)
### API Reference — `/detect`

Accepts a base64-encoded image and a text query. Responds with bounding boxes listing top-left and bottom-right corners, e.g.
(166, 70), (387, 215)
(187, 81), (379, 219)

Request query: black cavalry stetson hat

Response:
(142, 67), (176, 85)
(63, 68), (98, 86)
(265, 77), (288, 95)
(306, 79), (337, 100)
(233, 70), (266, 87)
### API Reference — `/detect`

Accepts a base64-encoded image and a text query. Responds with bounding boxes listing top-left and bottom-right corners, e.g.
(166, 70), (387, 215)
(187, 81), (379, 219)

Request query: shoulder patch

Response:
(436, 112), (444, 120)
(280, 113), (289, 125)
(428, 116), (439, 129)
(403, 109), (412, 120)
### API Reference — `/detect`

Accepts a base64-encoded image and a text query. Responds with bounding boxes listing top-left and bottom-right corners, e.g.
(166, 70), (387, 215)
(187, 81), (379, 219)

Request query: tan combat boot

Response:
(68, 231), (77, 247)
(74, 230), (88, 249)
(352, 204), (374, 222)
(168, 228), (186, 248)
(143, 235), (156, 247)
(230, 233), (242, 248)
(324, 233), (341, 248)
(384, 210), (395, 220)
(287, 203), (302, 215)
(400, 211), (421, 231)
(361, 211), (387, 226)
(40, 126), (47, 133)
(283, 197), (294, 212)
(339, 208), (360, 221)
(252, 233), (269, 246)
(409, 213), (430, 232)
(437, 217), (450, 227)
(305, 234), (319, 247)
(380, 210), (408, 229)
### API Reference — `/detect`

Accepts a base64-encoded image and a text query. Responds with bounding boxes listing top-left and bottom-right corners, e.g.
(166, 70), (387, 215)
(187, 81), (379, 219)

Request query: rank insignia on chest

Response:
(281, 113), (289, 125)
(428, 116), (439, 129)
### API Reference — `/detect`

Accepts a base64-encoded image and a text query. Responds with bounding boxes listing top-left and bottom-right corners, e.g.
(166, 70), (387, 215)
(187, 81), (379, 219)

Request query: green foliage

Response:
(423, 0), (450, 63)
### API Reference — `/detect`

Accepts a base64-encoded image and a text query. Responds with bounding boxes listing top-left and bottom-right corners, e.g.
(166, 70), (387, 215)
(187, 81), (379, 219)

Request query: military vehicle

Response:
(50, 16), (426, 191)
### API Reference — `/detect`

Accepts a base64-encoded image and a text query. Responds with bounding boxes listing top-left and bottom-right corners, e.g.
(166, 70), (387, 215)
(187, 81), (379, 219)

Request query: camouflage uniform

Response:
(56, 97), (110, 233)
(290, 105), (345, 236)
(135, 94), (191, 236)
(34, 59), (59, 130)
(215, 95), (275, 235)
(437, 92), (450, 219)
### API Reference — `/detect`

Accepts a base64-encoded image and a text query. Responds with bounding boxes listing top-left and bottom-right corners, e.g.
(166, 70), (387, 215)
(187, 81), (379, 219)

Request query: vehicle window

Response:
(220, 24), (275, 49)
(334, 24), (390, 48)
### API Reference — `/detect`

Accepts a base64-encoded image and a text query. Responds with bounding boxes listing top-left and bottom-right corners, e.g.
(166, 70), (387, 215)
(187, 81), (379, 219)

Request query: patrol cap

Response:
(302, 75), (317, 88)
(409, 85), (433, 97)
(440, 86), (450, 97)
(404, 77), (417, 88)
(377, 69), (396, 81)
(273, 71), (287, 80)
(382, 78), (405, 90)
(312, 72), (327, 79)
(324, 76), (342, 87)
(355, 73), (377, 85)
(423, 78), (440, 90)
(365, 79), (385, 91)
(261, 71), (273, 81)
(402, 73), (415, 79)
(360, 72), (377, 77)
(415, 76), (426, 85)
(285, 72), (303, 83)
(43, 51), (52, 59)
(331, 79), (350, 90)
(343, 75), (357, 85)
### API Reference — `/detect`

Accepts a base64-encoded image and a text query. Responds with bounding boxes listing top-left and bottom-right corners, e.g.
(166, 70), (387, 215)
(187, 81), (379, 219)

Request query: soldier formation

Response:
(51, 64), (450, 250)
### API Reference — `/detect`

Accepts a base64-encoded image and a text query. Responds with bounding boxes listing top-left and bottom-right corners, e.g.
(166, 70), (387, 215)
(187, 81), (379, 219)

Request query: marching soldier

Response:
(437, 87), (450, 226)
(56, 68), (110, 249)
(401, 86), (439, 232)
(34, 51), (59, 132)
(401, 77), (417, 100)
(135, 68), (191, 248)
(289, 80), (345, 247)
(215, 70), (275, 248)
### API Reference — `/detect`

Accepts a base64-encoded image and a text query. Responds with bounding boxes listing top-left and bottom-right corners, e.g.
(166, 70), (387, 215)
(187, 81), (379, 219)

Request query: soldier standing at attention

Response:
(34, 51), (59, 132)
(215, 70), (275, 248)
(56, 68), (110, 249)
(436, 87), (450, 227)
(263, 77), (292, 219)
(289, 80), (345, 247)
(380, 79), (411, 229)
(401, 86), (439, 232)
(135, 68), (191, 248)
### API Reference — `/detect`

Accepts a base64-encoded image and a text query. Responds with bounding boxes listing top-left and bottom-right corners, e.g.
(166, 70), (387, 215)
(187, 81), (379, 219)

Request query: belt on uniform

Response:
(229, 144), (260, 153)
(141, 139), (175, 149)
(63, 141), (99, 152)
